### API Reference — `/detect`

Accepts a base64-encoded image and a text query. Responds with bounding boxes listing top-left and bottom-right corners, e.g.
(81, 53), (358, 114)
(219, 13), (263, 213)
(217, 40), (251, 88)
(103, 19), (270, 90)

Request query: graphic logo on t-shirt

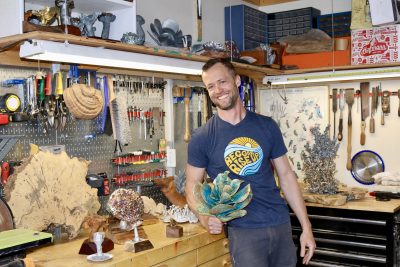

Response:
(224, 137), (263, 176)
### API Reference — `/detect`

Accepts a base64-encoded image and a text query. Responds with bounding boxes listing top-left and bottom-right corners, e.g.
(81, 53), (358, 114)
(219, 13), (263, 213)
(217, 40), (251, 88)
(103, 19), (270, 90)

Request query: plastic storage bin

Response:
(317, 11), (352, 37)
(225, 5), (268, 51)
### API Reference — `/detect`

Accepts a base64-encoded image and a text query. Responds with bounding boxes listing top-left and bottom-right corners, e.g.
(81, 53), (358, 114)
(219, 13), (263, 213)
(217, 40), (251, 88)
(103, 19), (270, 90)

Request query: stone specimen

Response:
(4, 151), (100, 239)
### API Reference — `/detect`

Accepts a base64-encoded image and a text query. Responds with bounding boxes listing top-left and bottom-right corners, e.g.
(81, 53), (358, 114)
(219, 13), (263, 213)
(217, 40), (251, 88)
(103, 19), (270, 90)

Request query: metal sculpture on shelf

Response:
(120, 15), (145, 45)
(147, 18), (192, 48)
(30, 6), (59, 26)
(98, 12), (116, 39)
(301, 125), (340, 194)
(55, 0), (75, 25)
(79, 12), (101, 37)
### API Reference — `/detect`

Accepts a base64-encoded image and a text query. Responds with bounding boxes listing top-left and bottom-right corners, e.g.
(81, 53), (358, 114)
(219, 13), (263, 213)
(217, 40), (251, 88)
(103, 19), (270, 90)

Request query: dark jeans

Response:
(228, 223), (297, 267)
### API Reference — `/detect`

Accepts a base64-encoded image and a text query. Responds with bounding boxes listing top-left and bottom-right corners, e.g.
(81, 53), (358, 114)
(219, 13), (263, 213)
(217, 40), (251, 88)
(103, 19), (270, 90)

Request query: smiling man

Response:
(185, 58), (316, 267)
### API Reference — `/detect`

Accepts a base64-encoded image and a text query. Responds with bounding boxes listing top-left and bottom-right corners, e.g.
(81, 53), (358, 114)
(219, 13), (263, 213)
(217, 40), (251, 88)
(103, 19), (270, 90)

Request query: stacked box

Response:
(351, 25), (400, 65)
(267, 7), (321, 44)
(225, 5), (268, 51)
(317, 11), (352, 37)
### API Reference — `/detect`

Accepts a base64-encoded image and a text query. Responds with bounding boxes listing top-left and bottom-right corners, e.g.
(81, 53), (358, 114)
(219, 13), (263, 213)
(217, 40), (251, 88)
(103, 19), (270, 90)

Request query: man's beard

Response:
(211, 93), (238, 111)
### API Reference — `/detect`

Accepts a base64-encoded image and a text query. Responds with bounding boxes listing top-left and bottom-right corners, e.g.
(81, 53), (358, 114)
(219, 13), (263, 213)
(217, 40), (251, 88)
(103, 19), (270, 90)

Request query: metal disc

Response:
(351, 150), (384, 185)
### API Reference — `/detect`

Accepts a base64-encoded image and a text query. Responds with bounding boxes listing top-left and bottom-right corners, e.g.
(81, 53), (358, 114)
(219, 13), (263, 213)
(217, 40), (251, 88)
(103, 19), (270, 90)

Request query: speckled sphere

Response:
(107, 188), (144, 223)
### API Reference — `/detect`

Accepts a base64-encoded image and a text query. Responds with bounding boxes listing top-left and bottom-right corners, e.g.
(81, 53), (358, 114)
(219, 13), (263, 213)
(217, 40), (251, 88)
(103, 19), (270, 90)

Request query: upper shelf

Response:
(25, 0), (134, 13)
(0, 31), (284, 82)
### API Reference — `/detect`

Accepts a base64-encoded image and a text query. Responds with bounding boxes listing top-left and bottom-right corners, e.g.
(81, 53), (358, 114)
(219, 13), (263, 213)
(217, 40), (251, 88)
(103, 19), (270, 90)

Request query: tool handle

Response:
(202, 93), (208, 123)
(369, 116), (375, 133)
(346, 123), (352, 170)
(338, 118), (343, 141)
(360, 121), (366, 145)
(184, 89), (191, 143)
(381, 112), (385, 125)
(398, 105), (400, 117)
(333, 113), (336, 139)
(1, 162), (10, 186)
(198, 111), (202, 127)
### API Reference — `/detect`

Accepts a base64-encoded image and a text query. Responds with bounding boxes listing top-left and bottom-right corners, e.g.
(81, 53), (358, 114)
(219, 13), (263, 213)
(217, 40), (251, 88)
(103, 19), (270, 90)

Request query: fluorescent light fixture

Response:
(264, 67), (400, 85)
(20, 40), (203, 75)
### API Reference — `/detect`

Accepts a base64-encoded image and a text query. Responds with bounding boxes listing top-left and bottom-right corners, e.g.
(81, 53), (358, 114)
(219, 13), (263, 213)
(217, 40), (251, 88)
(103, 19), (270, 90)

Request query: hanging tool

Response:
(381, 90), (390, 125)
(355, 89), (361, 112)
(370, 86), (378, 133)
(202, 89), (208, 124)
(332, 88), (338, 139)
(0, 93), (21, 113)
(345, 89), (354, 171)
(195, 0), (202, 42)
(184, 87), (191, 143)
(337, 89), (345, 141)
(398, 89), (400, 117)
(360, 82), (370, 145)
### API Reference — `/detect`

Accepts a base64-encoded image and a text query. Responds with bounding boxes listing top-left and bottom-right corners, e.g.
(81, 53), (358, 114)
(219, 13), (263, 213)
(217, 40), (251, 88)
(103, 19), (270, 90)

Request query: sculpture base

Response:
(166, 225), (183, 238)
(78, 238), (114, 255)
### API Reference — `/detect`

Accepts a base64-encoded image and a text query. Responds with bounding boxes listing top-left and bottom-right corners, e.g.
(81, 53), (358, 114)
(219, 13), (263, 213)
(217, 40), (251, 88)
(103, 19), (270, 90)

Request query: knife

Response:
(360, 82), (369, 146)
(369, 86), (377, 133)
(332, 88), (337, 139)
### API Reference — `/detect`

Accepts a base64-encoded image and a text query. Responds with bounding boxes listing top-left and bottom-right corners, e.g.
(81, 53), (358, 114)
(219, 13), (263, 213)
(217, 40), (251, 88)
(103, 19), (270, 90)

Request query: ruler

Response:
(0, 135), (23, 162)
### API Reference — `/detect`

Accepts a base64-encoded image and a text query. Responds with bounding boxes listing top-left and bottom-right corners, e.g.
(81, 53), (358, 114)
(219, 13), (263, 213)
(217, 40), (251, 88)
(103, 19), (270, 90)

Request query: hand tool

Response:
(360, 82), (369, 145)
(195, 0), (202, 42)
(398, 89), (400, 117)
(370, 86), (378, 133)
(345, 89), (354, 171)
(202, 90), (208, 123)
(381, 90), (390, 125)
(337, 89), (345, 141)
(184, 87), (191, 143)
(332, 88), (337, 139)
(356, 89), (361, 112)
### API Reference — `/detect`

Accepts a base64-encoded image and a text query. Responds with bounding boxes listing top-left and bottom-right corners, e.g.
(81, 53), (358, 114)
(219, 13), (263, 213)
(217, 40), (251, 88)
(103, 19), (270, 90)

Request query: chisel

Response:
(332, 88), (337, 139)
(360, 82), (369, 145)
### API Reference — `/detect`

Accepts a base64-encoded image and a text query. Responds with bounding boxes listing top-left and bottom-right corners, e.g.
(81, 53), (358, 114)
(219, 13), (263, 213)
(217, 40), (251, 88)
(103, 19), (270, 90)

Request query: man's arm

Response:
(185, 163), (223, 234)
(272, 155), (316, 265)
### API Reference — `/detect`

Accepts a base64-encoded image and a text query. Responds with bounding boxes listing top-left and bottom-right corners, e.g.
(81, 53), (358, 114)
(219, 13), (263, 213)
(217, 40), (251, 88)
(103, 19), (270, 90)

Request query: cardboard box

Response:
(351, 25), (400, 65)
(282, 37), (351, 69)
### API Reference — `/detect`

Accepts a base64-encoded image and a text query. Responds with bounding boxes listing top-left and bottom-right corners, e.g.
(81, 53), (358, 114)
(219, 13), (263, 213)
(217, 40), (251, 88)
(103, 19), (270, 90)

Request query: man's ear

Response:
(235, 75), (241, 88)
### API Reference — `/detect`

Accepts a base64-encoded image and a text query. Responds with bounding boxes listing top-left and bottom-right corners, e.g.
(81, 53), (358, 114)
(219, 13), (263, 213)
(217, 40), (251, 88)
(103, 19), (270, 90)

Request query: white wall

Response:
(137, 0), (249, 45)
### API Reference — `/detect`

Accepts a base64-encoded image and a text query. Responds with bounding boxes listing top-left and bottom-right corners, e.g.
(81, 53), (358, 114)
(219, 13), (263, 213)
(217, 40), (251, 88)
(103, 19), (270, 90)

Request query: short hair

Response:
(202, 58), (237, 78)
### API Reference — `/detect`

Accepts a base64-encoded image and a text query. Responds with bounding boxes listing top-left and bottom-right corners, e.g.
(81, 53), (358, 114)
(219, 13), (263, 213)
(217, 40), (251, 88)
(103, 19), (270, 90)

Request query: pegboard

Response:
(0, 66), (169, 212)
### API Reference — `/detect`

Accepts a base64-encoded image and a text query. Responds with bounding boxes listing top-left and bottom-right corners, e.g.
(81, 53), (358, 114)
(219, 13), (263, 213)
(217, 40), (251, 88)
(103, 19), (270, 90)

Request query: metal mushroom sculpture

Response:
(121, 15), (146, 45)
(55, 0), (75, 26)
(107, 188), (144, 243)
(98, 12), (116, 39)
(193, 171), (252, 222)
(147, 18), (191, 48)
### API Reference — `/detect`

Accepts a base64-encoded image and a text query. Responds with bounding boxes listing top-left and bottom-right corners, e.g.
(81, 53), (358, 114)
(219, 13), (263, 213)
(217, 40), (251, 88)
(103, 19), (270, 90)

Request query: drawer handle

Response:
(223, 240), (229, 249)
(223, 259), (231, 267)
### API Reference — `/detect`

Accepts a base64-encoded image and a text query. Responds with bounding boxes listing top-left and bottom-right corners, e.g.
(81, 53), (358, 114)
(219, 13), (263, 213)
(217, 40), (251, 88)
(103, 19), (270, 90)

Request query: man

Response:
(185, 58), (316, 266)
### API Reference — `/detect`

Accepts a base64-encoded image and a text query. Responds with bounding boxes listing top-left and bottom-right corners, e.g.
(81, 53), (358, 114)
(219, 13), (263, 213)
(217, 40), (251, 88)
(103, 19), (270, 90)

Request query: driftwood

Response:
(4, 151), (100, 239)
(153, 177), (187, 207)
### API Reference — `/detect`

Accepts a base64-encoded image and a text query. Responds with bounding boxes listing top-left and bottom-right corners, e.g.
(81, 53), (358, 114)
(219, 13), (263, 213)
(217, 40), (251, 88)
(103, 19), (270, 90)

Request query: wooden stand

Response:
(133, 240), (153, 252)
(166, 225), (183, 238)
(78, 238), (114, 255)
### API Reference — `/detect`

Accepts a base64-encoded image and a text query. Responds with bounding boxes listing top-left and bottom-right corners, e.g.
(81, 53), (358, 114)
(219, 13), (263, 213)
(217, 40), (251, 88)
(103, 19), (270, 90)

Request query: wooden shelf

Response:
(0, 31), (284, 83)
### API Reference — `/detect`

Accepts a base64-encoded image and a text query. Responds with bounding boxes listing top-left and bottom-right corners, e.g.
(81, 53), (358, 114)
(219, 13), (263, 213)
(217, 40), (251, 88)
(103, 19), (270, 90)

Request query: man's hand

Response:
(199, 215), (223, 234)
(300, 229), (316, 265)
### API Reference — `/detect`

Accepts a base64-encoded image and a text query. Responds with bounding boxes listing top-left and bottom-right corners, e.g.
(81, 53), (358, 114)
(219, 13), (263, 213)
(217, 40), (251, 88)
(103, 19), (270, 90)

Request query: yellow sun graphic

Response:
(230, 137), (258, 148)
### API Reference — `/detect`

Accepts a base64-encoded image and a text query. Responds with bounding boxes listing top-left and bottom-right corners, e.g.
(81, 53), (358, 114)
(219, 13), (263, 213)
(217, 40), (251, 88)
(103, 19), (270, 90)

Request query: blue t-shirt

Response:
(188, 111), (290, 228)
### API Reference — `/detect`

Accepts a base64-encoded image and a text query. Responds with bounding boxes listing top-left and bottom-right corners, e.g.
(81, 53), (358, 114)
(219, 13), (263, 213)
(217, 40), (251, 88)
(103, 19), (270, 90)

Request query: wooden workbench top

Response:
(27, 221), (226, 267)
(305, 196), (400, 213)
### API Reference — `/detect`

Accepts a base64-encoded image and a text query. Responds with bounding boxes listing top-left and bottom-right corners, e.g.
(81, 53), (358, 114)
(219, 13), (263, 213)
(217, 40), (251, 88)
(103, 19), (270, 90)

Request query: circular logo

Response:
(224, 137), (263, 176)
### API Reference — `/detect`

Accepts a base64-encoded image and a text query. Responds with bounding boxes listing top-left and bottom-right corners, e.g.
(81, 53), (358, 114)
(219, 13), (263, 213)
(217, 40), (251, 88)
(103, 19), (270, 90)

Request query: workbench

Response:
(292, 196), (400, 266)
(27, 221), (230, 267)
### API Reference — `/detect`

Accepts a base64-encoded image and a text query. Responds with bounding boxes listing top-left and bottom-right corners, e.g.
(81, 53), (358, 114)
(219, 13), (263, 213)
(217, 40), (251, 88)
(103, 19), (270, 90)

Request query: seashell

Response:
(193, 171), (252, 222)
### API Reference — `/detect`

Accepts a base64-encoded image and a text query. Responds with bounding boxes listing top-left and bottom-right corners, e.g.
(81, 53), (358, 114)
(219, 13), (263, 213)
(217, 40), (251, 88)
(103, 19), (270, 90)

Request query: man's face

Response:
(202, 63), (241, 111)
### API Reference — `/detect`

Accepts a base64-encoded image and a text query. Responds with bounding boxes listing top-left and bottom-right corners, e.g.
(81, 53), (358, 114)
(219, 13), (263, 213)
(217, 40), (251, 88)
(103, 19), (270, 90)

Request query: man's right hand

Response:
(199, 215), (223, 234)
